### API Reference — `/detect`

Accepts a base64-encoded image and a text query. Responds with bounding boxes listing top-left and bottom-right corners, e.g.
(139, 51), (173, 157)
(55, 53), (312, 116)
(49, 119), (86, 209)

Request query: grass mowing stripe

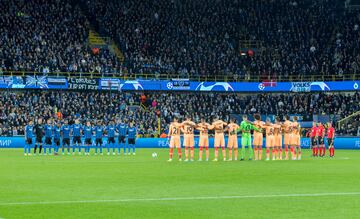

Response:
(1, 192), (360, 206)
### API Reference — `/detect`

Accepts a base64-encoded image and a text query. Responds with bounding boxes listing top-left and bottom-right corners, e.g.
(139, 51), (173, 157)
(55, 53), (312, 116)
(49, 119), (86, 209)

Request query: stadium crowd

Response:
(0, 0), (359, 80)
(84, 0), (360, 79)
(0, 0), (121, 76)
(0, 91), (359, 137)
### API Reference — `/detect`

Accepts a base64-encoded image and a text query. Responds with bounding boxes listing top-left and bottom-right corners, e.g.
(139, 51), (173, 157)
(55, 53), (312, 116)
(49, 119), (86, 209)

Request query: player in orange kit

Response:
(290, 116), (301, 160)
(167, 117), (183, 162)
(197, 118), (211, 161)
(264, 118), (275, 161)
(282, 115), (292, 160)
(181, 116), (197, 162)
(211, 117), (227, 161)
(273, 117), (283, 160)
(253, 114), (265, 160)
(226, 118), (239, 161)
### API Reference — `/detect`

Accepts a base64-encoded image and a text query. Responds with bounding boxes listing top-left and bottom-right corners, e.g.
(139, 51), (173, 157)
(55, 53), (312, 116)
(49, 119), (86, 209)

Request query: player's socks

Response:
(215, 147), (219, 159)
(199, 147), (203, 160)
(254, 148), (258, 160)
(331, 148), (335, 156)
(259, 148), (263, 160)
(132, 146), (136, 154)
(205, 147), (209, 160)
(169, 148), (174, 159)
(228, 148), (232, 160)
(285, 146), (289, 159)
(266, 148), (270, 160)
(34, 144), (38, 154)
(272, 149), (275, 160)
(190, 147), (194, 160)
(248, 146), (254, 160)
(221, 147), (226, 160)
(184, 147), (189, 160)
(290, 146), (295, 158)
(315, 147), (319, 156)
(177, 148), (182, 159)
(100, 146), (103, 154)
(279, 148), (283, 160)
(39, 145), (43, 154)
(297, 149), (302, 160)
(234, 148), (238, 160)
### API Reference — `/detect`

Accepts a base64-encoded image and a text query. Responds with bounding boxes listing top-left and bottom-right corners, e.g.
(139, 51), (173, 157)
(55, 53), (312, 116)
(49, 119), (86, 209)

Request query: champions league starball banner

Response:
(111, 79), (360, 92)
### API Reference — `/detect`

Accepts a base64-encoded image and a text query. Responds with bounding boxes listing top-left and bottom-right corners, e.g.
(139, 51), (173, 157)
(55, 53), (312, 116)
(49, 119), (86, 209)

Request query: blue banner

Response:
(112, 80), (360, 92)
(0, 76), (68, 89)
(1, 137), (359, 149)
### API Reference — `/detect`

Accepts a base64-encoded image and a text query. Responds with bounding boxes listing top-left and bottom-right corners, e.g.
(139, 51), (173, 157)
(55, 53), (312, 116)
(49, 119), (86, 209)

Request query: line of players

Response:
(167, 114), (335, 162)
(24, 118), (137, 156)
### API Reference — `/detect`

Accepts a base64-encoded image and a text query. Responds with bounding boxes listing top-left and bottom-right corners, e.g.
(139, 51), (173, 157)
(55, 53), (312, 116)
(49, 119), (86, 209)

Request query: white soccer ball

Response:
(152, 152), (158, 158)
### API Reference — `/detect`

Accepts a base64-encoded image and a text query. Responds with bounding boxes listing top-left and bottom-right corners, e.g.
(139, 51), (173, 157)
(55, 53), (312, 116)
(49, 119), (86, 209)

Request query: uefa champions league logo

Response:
(166, 82), (174, 89)
(195, 82), (234, 91)
(354, 82), (359, 90)
(258, 83), (265, 90)
(119, 81), (144, 90)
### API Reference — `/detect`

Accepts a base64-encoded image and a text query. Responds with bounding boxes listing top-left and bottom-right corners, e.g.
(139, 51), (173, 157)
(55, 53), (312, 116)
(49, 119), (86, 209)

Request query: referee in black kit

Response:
(34, 118), (45, 155)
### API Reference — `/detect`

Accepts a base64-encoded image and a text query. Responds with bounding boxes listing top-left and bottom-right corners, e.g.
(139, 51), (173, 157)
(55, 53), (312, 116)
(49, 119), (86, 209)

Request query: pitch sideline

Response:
(0, 192), (360, 206)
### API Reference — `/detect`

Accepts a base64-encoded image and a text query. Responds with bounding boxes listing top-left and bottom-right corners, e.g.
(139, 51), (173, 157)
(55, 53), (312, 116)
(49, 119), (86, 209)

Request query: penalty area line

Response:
(0, 192), (360, 206)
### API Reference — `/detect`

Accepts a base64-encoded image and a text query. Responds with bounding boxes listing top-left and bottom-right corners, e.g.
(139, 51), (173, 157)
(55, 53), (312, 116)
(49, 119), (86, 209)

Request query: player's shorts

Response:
(274, 135), (282, 147)
(54, 138), (60, 146)
(95, 138), (103, 146)
(63, 138), (70, 146)
(214, 134), (225, 147)
(266, 135), (274, 148)
(290, 135), (300, 146)
(327, 138), (334, 147)
(169, 136), (181, 148)
(199, 136), (209, 147)
(45, 137), (52, 145)
(311, 137), (317, 147)
(118, 136), (126, 143)
(36, 136), (43, 144)
(183, 135), (195, 147)
(253, 134), (263, 146)
(26, 138), (33, 145)
(318, 136), (324, 145)
(128, 138), (135, 145)
(73, 136), (81, 144)
(227, 136), (238, 148)
(284, 134), (291, 145)
(85, 138), (92, 145)
(108, 137), (115, 144)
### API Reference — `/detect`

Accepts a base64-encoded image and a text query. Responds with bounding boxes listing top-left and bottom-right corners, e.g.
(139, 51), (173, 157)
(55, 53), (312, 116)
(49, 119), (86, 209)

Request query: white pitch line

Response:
(0, 192), (360, 206)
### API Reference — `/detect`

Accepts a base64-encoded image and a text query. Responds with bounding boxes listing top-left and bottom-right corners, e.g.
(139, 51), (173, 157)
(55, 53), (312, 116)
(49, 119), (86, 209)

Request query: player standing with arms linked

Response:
(24, 120), (34, 156)
(273, 117), (282, 160)
(282, 115), (292, 160)
(264, 118), (275, 161)
(106, 120), (116, 155)
(94, 120), (104, 155)
(211, 117), (227, 161)
(181, 116), (196, 162)
(237, 115), (260, 161)
(291, 116), (301, 160)
(71, 119), (83, 155)
(227, 118), (239, 161)
(327, 122), (335, 157)
(167, 117), (183, 161)
(197, 118), (211, 161)
(33, 118), (44, 156)
(253, 114), (265, 161)
(127, 122), (137, 155)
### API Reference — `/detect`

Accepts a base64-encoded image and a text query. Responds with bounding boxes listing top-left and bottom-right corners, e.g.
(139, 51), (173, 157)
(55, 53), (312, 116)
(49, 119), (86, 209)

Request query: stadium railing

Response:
(1, 71), (359, 82)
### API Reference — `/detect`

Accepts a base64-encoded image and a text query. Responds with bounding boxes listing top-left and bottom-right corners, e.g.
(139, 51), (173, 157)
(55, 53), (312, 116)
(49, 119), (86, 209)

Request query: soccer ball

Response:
(152, 152), (158, 158)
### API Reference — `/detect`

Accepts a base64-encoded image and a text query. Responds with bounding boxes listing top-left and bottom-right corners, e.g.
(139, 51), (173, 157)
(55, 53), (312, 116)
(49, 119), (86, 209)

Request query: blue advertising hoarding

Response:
(1, 137), (359, 149)
(0, 76), (68, 89)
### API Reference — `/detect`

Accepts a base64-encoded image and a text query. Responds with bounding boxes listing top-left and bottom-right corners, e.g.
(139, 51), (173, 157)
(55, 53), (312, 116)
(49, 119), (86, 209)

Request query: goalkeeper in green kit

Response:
(237, 115), (261, 161)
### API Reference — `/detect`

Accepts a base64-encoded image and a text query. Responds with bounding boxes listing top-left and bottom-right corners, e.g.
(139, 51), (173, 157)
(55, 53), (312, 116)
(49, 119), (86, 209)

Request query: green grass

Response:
(0, 149), (360, 219)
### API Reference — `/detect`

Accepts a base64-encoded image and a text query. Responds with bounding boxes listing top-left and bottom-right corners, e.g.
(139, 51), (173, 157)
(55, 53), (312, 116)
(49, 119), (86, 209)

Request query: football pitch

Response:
(0, 149), (359, 219)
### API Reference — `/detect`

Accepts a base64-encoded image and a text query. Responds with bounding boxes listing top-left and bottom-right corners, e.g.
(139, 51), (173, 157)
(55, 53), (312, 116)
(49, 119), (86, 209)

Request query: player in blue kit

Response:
(83, 121), (93, 155)
(61, 120), (71, 155)
(94, 120), (105, 155)
(44, 119), (54, 155)
(127, 122), (137, 155)
(117, 119), (128, 155)
(106, 120), (116, 155)
(24, 120), (34, 156)
(71, 119), (83, 155)
(53, 122), (62, 155)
